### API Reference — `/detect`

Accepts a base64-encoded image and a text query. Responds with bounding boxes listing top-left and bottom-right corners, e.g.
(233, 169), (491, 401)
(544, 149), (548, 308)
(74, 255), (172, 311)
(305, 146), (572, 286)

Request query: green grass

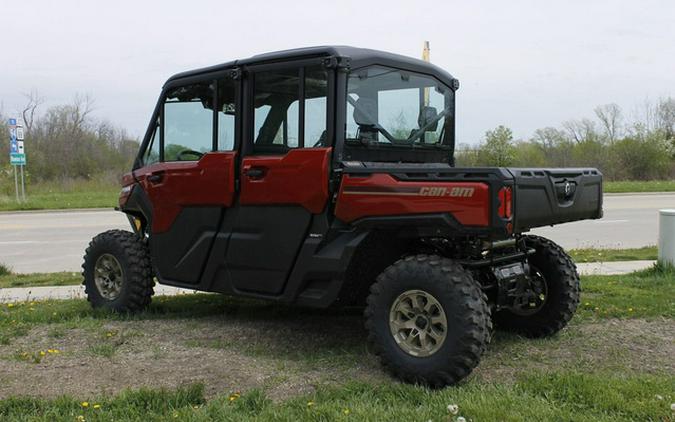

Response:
(0, 272), (81, 288)
(576, 264), (675, 319)
(0, 267), (673, 421)
(604, 179), (675, 193)
(0, 374), (673, 421)
(568, 246), (658, 263)
(0, 179), (118, 211)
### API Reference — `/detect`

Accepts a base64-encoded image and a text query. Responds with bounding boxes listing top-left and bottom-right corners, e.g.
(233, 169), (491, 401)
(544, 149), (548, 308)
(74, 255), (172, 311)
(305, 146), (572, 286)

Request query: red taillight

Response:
(498, 186), (512, 219)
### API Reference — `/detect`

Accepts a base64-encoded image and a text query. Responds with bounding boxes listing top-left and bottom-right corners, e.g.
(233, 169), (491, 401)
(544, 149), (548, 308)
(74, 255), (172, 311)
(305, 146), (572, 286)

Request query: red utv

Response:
(83, 46), (603, 387)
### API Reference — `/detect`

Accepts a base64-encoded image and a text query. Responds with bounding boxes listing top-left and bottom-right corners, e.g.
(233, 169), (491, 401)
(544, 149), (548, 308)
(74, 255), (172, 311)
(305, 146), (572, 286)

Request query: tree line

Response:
(0, 93), (138, 193)
(456, 98), (675, 180)
(1, 94), (674, 193)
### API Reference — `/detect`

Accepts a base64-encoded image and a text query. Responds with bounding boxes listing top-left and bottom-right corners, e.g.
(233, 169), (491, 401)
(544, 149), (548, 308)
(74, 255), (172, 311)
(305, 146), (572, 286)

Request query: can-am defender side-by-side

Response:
(83, 46), (602, 387)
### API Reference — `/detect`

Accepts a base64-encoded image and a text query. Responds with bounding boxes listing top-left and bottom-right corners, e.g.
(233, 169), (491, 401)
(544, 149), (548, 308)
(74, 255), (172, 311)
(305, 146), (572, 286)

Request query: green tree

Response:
(512, 141), (548, 167)
(480, 125), (516, 166)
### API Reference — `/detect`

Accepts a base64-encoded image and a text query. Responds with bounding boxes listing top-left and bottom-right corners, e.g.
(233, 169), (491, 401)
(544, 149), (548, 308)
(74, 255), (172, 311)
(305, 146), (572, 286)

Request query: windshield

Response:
(346, 66), (453, 148)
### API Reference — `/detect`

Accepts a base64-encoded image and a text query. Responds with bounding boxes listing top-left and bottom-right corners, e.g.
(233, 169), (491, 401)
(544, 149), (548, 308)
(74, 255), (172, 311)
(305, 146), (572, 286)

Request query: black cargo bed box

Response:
(509, 168), (603, 231)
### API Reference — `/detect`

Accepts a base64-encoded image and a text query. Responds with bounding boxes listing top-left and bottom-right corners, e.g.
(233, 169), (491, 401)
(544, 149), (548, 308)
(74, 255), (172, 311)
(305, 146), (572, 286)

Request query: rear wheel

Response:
(365, 255), (491, 387)
(82, 229), (154, 312)
(494, 235), (580, 337)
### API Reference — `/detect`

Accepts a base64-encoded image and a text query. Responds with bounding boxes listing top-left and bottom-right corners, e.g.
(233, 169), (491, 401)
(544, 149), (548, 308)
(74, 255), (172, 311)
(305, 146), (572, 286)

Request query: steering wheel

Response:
(176, 150), (204, 161)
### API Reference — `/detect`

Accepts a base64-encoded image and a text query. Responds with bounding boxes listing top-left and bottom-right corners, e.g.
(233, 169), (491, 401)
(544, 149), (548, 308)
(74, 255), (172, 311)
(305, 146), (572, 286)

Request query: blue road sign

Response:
(10, 139), (18, 153)
(8, 118), (16, 126)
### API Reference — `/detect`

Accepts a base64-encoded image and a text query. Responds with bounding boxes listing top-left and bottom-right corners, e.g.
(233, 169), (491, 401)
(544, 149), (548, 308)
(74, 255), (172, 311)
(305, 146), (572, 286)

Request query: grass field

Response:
(0, 271), (81, 289)
(0, 179), (672, 212)
(604, 179), (675, 193)
(568, 246), (658, 263)
(0, 265), (673, 421)
(0, 179), (118, 211)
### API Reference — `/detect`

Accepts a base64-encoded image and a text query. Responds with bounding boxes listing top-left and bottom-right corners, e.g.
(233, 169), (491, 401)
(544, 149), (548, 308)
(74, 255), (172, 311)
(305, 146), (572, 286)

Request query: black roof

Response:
(165, 46), (457, 87)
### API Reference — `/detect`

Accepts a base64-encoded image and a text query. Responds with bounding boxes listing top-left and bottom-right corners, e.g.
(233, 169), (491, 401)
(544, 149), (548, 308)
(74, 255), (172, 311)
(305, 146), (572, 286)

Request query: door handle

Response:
(147, 171), (164, 184)
(244, 167), (266, 179)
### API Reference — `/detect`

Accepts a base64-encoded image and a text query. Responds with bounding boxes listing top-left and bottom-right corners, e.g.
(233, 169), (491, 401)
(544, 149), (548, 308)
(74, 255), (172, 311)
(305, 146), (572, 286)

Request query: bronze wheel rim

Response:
(94, 253), (124, 300)
(389, 289), (448, 357)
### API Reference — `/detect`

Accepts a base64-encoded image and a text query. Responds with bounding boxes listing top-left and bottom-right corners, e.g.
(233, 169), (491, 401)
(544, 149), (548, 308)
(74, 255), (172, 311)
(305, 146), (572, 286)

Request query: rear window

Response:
(345, 66), (453, 149)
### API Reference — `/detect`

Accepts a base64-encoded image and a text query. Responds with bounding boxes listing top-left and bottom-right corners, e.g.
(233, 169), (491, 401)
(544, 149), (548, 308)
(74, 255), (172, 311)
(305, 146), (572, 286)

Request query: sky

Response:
(2, 0), (674, 145)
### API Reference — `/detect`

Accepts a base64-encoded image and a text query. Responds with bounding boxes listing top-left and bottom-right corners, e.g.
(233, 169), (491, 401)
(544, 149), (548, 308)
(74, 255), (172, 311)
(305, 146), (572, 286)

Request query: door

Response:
(225, 64), (333, 295)
(135, 74), (239, 284)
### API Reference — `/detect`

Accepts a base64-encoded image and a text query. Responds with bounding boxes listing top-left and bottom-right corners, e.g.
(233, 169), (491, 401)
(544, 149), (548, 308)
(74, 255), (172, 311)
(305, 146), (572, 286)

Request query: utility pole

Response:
(422, 41), (431, 107)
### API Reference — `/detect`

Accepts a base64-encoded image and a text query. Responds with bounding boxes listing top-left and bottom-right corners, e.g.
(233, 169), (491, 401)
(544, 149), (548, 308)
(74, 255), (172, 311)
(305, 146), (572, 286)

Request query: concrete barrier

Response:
(658, 209), (675, 266)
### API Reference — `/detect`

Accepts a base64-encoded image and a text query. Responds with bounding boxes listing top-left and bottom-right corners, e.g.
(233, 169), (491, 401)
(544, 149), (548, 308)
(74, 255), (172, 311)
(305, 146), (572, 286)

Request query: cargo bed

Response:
(509, 168), (603, 232)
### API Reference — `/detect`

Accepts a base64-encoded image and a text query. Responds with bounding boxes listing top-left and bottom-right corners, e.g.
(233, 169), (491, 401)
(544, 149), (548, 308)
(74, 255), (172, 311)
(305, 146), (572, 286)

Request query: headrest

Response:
(353, 97), (377, 126)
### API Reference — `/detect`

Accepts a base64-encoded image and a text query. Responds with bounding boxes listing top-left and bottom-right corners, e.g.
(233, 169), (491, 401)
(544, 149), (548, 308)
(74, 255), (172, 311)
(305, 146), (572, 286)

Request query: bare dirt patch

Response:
(475, 318), (675, 382)
(1, 310), (673, 400)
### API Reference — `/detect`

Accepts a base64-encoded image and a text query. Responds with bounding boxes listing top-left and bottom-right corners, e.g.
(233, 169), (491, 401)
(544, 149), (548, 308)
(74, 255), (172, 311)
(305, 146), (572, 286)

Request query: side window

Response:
(217, 78), (236, 151)
(252, 65), (328, 154)
(304, 67), (328, 147)
(143, 120), (160, 165)
(253, 69), (300, 153)
(163, 81), (215, 161)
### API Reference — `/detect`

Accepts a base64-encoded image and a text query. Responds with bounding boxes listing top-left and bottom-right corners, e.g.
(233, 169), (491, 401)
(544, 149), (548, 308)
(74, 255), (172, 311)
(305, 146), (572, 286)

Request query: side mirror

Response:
(418, 106), (438, 132)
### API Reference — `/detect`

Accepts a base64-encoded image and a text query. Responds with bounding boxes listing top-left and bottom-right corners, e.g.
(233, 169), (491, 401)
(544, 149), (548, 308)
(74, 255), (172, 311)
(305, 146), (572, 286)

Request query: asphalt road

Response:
(1, 193), (674, 274)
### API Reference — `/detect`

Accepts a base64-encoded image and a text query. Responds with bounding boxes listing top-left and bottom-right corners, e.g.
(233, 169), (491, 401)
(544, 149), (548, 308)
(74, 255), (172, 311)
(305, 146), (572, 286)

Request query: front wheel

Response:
(365, 255), (491, 387)
(494, 235), (580, 337)
(82, 229), (154, 312)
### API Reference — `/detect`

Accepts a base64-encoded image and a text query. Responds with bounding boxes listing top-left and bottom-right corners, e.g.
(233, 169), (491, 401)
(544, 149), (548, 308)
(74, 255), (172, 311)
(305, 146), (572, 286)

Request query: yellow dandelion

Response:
(39, 351), (46, 357)
(628, 308), (634, 312)
(343, 408), (350, 415)
(93, 404), (101, 409)
(307, 401), (315, 407)
(584, 302), (590, 306)
(7, 303), (14, 308)
(81, 401), (89, 408)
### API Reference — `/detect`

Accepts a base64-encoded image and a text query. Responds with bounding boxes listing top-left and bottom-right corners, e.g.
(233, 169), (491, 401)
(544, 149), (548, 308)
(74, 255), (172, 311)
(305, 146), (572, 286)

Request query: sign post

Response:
(7, 118), (26, 202)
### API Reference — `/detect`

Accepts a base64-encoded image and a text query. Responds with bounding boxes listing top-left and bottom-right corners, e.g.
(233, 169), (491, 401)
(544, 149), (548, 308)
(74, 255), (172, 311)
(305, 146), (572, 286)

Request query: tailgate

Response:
(509, 168), (603, 231)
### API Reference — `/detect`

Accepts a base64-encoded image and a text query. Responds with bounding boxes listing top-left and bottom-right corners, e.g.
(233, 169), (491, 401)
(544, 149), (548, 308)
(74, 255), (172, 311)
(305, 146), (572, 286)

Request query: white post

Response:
(13, 165), (19, 201)
(658, 209), (675, 266)
(20, 164), (26, 201)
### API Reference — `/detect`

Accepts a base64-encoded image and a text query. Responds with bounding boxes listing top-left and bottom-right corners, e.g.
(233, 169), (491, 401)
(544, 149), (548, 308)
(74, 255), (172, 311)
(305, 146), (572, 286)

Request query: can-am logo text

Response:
(418, 186), (475, 197)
